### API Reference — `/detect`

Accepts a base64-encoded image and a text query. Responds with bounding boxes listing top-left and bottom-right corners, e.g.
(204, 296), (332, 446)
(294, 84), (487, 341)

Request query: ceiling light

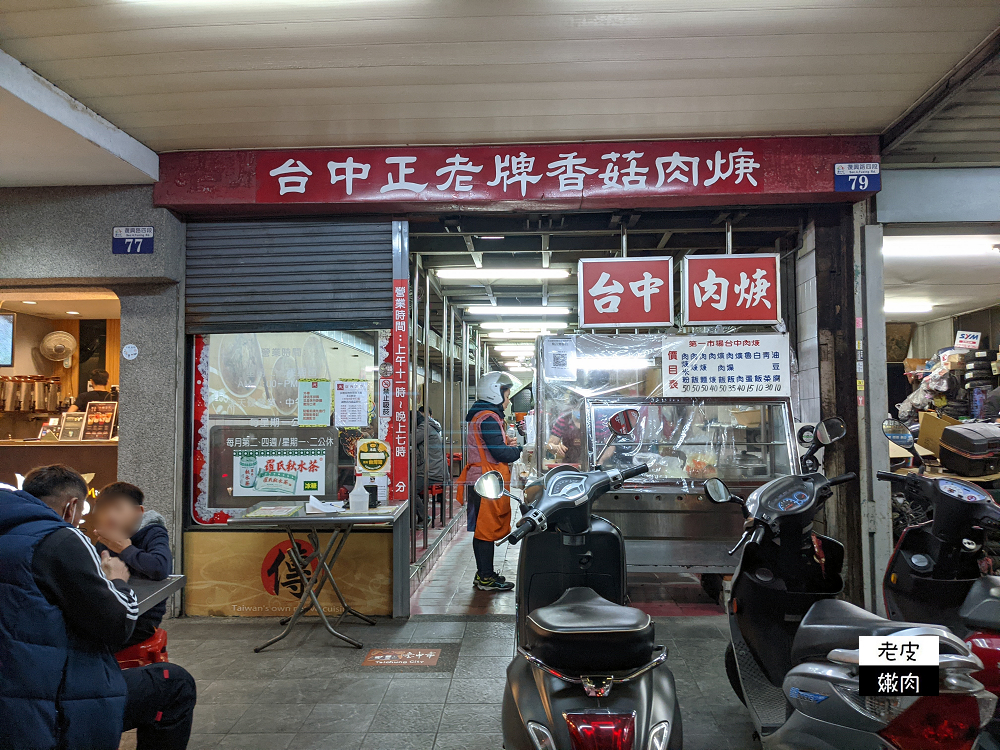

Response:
(576, 357), (654, 370)
(508, 366), (534, 373)
(884, 300), (934, 314)
(437, 268), (568, 280)
(477, 236), (505, 240)
(21, 301), (37, 305)
(882, 235), (1000, 258)
(479, 321), (567, 330)
(364, 366), (380, 372)
(66, 311), (80, 315)
(487, 332), (551, 339)
(466, 306), (570, 316)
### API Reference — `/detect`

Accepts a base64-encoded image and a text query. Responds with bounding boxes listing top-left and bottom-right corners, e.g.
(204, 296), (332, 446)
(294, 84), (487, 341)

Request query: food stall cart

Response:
(536, 333), (798, 574)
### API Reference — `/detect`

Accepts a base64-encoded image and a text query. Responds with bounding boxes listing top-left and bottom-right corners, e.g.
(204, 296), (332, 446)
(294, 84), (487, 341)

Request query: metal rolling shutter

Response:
(185, 221), (394, 334)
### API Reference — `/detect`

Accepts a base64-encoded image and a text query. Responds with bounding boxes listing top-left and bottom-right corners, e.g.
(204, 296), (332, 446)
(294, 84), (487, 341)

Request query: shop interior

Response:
(883, 230), (1000, 488)
(407, 207), (811, 614)
(0, 288), (122, 494)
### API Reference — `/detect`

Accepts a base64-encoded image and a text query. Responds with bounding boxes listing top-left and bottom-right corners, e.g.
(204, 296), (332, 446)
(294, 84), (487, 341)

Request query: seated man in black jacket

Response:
(0, 465), (196, 750)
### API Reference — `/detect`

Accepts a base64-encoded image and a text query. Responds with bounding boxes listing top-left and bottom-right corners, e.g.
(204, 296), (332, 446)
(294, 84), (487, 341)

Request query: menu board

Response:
(58, 413), (86, 441)
(82, 401), (118, 441)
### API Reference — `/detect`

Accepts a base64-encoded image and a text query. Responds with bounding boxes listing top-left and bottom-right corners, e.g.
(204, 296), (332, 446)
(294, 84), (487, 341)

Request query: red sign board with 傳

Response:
(578, 257), (674, 329)
(682, 254), (781, 326)
(154, 136), (880, 214)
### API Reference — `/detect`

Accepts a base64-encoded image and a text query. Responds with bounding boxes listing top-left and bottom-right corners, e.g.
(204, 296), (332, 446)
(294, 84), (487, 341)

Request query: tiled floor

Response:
(410, 520), (725, 618)
(164, 614), (758, 750)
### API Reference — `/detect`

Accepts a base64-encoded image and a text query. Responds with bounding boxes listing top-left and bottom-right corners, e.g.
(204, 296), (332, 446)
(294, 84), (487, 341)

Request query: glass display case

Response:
(536, 333), (797, 573)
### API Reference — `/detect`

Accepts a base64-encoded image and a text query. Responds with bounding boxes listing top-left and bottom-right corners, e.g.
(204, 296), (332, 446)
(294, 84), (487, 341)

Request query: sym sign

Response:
(682, 254), (781, 326)
(578, 257), (674, 329)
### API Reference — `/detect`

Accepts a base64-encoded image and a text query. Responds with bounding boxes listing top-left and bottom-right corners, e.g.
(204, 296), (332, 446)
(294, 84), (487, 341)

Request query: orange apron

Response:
(456, 410), (513, 542)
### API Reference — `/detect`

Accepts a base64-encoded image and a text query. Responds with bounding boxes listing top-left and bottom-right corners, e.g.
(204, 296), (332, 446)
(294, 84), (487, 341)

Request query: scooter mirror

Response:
(704, 477), (731, 504)
(474, 470), (506, 500)
(815, 417), (847, 446)
(608, 408), (640, 437)
(882, 418), (915, 449)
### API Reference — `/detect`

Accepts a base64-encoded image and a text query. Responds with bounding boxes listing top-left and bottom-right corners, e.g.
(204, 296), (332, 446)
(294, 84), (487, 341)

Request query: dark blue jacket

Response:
(0, 487), (132, 750)
(466, 401), (522, 464)
(97, 510), (172, 629)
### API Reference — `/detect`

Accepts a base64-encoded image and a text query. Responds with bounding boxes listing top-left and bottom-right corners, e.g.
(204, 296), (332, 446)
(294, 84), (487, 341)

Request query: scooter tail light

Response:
(564, 712), (636, 750)
(877, 694), (990, 750)
(526, 721), (557, 750)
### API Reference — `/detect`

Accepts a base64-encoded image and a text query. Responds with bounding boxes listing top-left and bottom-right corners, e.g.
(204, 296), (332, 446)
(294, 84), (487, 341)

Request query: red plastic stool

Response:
(115, 628), (169, 670)
(428, 484), (445, 528)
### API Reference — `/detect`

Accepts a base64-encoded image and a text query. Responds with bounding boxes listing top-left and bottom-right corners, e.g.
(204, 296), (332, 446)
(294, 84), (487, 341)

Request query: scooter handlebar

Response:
(876, 470), (905, 483)
(498, 517), (535, 546)
(619, 463), (649, 481)
(827, 473), (857, 487)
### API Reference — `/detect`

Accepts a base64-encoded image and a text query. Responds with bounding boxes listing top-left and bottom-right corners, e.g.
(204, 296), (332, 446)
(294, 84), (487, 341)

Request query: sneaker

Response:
(475, 574), (514, 592)
(492, 572), (507, 584)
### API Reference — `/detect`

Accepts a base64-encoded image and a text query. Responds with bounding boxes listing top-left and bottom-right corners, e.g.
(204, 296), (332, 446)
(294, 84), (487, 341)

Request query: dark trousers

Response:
(472, 537), (495, 578)
(122, 663), (197, 750)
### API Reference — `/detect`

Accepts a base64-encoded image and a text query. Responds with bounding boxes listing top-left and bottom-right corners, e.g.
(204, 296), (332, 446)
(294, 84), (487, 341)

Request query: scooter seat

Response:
(790, 598), (932, 664)
(525, 587), (654, 674)
(959, 576), (1000, 631)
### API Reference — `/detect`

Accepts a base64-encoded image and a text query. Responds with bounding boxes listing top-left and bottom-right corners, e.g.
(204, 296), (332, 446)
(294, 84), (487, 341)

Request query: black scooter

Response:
(473, 408), (682, 750)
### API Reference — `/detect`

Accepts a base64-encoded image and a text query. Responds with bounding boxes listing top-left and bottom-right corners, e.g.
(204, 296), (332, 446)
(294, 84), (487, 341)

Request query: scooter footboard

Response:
(502, 654), (682, 750)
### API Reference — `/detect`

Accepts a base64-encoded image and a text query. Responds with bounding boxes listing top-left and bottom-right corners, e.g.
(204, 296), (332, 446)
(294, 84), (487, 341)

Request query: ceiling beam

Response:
(0, 48), (158, 181)
(463, 235), (483, 268)
(881, 27), (1000, 155)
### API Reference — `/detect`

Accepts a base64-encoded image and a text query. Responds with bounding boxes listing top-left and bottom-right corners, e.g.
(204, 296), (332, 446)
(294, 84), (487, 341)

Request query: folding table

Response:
(227, 502), (408, 651)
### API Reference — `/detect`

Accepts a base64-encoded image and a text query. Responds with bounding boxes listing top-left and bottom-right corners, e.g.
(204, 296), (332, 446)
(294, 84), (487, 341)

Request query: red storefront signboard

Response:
(578, 258), (674, 329)
(682, 254), (781, 326)
(154, 136), (880, 214)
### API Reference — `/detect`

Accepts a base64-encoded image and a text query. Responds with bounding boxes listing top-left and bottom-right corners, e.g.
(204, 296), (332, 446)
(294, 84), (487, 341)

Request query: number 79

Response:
(848, 175), (869, 190)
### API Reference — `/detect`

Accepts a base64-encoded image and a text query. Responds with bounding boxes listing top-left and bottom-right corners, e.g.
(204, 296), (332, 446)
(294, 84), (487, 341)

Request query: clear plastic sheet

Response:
(535, 334), (795, 487)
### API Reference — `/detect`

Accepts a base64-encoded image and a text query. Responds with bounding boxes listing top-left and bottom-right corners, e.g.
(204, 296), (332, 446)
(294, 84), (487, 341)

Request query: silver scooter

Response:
(705, 417), (996, 750)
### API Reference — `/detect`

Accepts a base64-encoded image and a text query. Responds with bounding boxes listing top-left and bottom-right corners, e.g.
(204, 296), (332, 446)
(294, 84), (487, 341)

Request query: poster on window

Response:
(297, 379), (331, 427)
(232, 449), (326, 497)
(682, 254), (781, 325)
(662, 334), (790, 397)
(578, 257), (674, 328)
(335, 380), (369, 427)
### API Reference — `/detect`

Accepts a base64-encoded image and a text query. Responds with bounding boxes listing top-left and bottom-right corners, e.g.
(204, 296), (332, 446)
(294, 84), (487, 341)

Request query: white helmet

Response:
(477, 371), (519, 405)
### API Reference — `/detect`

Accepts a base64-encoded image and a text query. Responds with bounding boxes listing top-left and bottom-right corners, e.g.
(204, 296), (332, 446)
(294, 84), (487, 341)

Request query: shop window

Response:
(536, 334), (794, 485)
(190, 331), (379, 525)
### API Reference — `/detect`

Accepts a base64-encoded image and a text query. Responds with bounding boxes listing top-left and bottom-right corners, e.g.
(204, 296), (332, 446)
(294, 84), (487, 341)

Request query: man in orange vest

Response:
(457, 371), (521, 591)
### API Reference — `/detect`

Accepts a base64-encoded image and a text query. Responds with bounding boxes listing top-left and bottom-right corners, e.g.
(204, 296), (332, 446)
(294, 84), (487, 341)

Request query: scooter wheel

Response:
(725, 643), (746, 706)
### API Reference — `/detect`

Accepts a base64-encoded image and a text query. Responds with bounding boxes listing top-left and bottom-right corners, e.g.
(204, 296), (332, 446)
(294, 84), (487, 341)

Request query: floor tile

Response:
(256, 678), (331, 705)
(216, 733), (295, 750)
(191, 704), (252, 735)
(306, 703), (379, 733)
(198, 679), (269, 705)
(292, 732), (365, 750)
(230, 703), (312, 734)
(322, 677), (392, 704)
(184, 735), (224, 750)
(438, 703), (502, 734)
(452, 656), (510, 679)
(434, 733), (503, 750)
(447, 678), (506, 704)
(217, 655), (291, 680)
(361, 734), (436, 750)
(369, 702), (444, 733)
(383, 677), (452, 703)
